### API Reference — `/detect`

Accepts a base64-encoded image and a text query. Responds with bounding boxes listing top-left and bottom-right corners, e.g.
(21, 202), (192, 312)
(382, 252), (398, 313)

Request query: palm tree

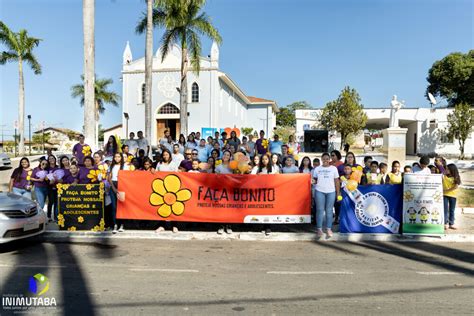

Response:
(136, 0), (222, 136)
(0, 22), (42, 156)
(71, 75), (120, 143)
(83, 0), (96, 149)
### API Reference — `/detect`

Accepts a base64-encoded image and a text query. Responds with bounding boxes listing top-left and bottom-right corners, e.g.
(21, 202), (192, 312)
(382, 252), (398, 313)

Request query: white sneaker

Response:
(225, 226), (232, 234)
(155, 226), (165, 233)
(118, 225), (124, 232)
(112, 225), (118, 234)
(172, 226), (179, 233)
(217, 227), (224, 234)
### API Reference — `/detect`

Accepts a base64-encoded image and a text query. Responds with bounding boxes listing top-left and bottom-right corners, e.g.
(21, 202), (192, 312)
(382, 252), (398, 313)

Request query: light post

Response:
(124, 112), (129, 138)
(27, 115), (32, 156)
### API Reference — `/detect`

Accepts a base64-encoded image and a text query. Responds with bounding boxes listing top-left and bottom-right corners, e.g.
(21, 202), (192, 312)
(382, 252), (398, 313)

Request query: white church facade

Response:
(121, 42), (277, 145)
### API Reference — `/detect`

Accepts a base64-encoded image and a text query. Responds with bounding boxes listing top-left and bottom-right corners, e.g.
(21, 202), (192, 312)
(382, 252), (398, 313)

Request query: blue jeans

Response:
(315, 191), (336, 229)
(34, 186), (49, 209)
(443, 196), (456, 225)
(12, 187), (32, 200)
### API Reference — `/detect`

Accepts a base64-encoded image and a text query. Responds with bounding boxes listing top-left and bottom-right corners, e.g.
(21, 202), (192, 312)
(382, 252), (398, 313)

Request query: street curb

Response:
(38, 230), (474, 243)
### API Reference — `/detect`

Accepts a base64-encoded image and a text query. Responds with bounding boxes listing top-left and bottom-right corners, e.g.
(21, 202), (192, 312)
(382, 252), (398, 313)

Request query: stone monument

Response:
(383, 95), (408, 165)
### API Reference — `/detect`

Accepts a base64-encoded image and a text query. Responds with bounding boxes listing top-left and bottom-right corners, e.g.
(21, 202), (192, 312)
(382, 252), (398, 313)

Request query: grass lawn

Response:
(458, 188), (474, 207)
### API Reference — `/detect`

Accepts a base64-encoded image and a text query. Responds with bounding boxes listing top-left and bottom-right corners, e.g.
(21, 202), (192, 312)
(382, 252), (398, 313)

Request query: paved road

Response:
(0, 239), (473, 315)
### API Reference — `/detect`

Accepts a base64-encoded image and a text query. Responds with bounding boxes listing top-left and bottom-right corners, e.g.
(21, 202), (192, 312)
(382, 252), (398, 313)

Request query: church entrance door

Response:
(157, 119), (180, 141)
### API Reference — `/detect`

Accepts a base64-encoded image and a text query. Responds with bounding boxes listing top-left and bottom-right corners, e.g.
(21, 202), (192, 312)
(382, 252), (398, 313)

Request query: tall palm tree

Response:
(0, 22), (42, 156)
(71, 75), (120, 121)
(136, 0), (222, 136)
(83, 0), (96, 149)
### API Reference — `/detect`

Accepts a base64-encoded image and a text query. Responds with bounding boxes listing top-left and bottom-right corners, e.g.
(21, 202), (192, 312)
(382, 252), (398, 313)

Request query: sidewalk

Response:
(40, 210), (474, 243)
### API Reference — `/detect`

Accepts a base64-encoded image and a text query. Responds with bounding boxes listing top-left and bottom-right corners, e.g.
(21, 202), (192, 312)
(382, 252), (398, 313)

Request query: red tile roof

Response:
(247, 96), (275, 103)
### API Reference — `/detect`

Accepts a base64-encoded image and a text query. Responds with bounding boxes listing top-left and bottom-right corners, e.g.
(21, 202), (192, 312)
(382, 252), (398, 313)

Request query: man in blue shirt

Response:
(269, 134), (283, 155)
(196, 139), (209, 162)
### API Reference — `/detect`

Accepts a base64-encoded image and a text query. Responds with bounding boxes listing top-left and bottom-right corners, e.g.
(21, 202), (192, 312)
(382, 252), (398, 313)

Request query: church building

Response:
(121, 41), (278, 145)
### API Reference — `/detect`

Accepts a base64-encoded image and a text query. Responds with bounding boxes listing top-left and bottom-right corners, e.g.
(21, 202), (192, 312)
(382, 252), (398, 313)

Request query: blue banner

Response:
(340, 184), (403, 234)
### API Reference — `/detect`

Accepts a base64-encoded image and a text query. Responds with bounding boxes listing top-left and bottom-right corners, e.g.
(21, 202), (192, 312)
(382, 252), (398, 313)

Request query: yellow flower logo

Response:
(87, 170), (99, 183)
(82, 145), (91, 156)
(98, 163), (108, 179)
(150, 174), (192, 218)
(77, 216), (84, 223)
(403, 190), (414, 202)
(57, 214), (65, 227)
(67, 226), (76, 231)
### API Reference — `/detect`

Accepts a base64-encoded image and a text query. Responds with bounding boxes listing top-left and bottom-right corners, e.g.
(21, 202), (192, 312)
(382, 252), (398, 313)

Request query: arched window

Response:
(158, 103), (180, 114)
(141, 83), (146, 104)
(191, 82), (199, 103)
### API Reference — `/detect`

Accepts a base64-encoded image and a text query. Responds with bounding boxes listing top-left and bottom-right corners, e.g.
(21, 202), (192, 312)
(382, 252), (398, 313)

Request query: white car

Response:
(0, 153), (11, 168)
(0, 193), (47, 243)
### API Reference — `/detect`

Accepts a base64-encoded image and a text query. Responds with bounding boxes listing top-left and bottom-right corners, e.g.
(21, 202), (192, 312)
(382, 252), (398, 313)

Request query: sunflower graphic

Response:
(82, 145), (91, 156)
(87, 169), (100, 183)
(97, 163), (108, 179)
(149, 174), (192, 218)
(57, 214), (65, 228)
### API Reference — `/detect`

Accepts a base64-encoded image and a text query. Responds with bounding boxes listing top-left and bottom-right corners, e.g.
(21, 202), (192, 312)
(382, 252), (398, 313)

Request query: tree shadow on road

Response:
(351, 241), (474, 276)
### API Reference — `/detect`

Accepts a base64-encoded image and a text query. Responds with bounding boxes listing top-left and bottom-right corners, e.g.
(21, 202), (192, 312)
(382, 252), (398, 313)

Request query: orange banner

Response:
(117, 171), (311, 224)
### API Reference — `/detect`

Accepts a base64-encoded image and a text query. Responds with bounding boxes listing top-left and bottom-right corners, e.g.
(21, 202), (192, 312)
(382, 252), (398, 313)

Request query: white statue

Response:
(389, 95), (404, 128)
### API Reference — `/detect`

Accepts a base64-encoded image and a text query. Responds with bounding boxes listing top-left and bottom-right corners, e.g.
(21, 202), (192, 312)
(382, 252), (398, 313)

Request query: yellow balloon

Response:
(346, 179), (358, 192)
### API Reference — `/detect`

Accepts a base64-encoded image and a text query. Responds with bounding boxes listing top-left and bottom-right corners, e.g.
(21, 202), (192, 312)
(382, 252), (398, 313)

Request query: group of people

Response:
(8, 129), (462, 237)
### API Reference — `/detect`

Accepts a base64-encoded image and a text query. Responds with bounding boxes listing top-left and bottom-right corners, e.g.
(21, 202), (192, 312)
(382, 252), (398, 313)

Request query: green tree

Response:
(318, 86), (367, 149)
(276, 101), (312, 127)
(273, 126), (295, 143)
(241, 127), (253, 136)
(0, 22), (42, 156)
(71, 75), (120, 121)
(71, 75), (120, 144)
(136, 0), (222, 136)
(426, 50), (474, 107)
(446, 102), (474, 159)
(32, 133), (51, 145)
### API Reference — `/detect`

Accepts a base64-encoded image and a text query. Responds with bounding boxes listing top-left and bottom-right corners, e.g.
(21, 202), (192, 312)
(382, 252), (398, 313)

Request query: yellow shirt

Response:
(366, 172), (382, 185)
(388, 172), (403, 184)
(443, 175), (458, 198)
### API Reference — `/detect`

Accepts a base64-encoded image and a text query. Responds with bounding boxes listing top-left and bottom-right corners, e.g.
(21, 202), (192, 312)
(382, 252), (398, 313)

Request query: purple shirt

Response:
(78, 166), (98, 184)
(255, 138), (267, 155)
(32, 167), (49, 188)
(63, 172), (80, 184)
(11, 168), (30, 189)
(73, 143), (90, 165)
(179, 160), (193, 172)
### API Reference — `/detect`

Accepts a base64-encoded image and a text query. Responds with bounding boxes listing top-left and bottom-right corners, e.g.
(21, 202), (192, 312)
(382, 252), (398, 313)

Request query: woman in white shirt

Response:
(215, 150), (233, 175)
(157, 149), (178, 172)
(312, 152), (341, 238)
(271, 153), (281, 174)
(107, 152), (131, 234)
(250, 155), (261, 175)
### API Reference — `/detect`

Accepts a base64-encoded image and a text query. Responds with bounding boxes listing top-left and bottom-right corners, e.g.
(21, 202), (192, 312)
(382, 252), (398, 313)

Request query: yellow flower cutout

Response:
(82, 145), (91, 156)
(98, 164), (108, 179)
(87, 169), (100, 183)
(403, 190), (414, 202)
(77, 216), (84, 223)
(57, 214), (65, 227)
(215, 159), (222, 166)
(129, 165), (136, 171)
(126, 155), (133, 164)
(150, 174), (192, 218)
(26, 170), (33, 181)
(262, 139), (269, 149)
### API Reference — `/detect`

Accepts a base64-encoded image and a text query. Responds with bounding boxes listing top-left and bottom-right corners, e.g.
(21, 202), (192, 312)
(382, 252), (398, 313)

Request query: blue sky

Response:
(0, 0), (472, 139)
